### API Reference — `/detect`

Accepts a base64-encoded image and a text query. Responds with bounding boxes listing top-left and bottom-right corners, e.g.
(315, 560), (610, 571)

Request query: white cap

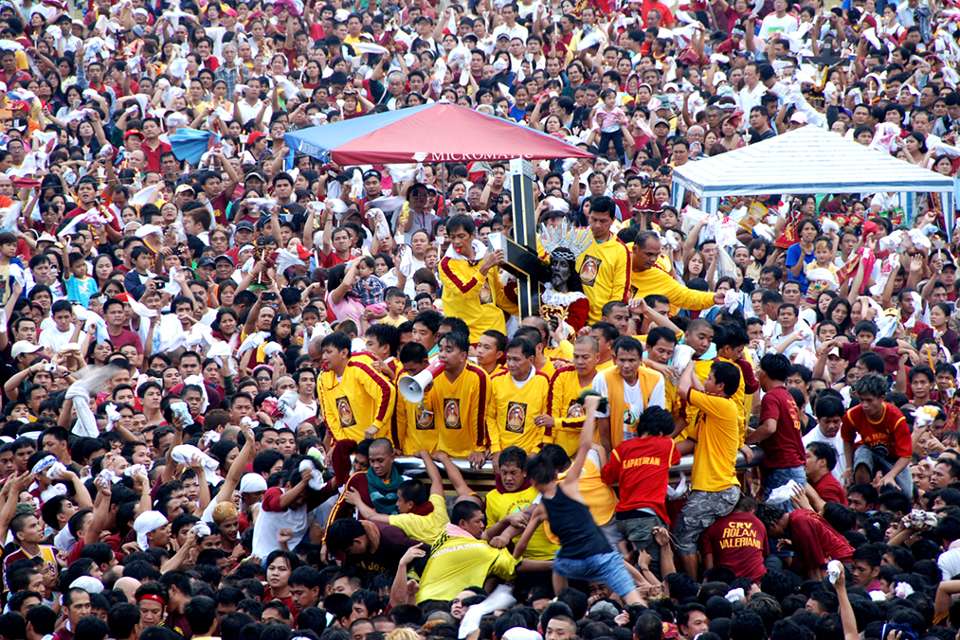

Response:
(134, 224), (163, 239)
(70, 576), (104, 594)
(239, 473), (267, 494)
(502, 629), (543, 640)
(11, 341), (42, 358)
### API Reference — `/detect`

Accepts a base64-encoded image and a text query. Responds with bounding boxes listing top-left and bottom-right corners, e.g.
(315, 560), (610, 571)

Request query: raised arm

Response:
(564, 394), (601, 484)
(419, 450), (444, 495)
(433, 450), (474, 497)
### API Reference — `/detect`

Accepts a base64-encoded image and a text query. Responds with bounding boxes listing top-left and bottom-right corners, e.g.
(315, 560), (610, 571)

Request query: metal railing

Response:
(394, 447), (764, 490)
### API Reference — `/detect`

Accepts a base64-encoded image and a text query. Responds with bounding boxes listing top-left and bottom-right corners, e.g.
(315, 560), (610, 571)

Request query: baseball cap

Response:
(197, 257), (216, 268)
(247, 131), (267, 146)
(235, 221), (255, 232)
(240, 473), (267, 494)
(175, 183), (196, 195)
(244, 171), (266, 183)
(11, 341), (42, 358)
(124, 129), (144, 139)
(214, 254), (235, 265)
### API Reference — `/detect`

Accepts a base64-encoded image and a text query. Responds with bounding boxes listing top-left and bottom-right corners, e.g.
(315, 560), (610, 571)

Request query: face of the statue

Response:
(551, 257), (572, 289)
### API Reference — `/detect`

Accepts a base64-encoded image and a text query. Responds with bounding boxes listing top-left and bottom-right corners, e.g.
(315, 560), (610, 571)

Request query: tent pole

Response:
(945, 190), (955, 242)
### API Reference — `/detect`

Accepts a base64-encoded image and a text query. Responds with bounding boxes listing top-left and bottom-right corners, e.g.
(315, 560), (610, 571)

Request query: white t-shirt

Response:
(758, 13), (798, 39)
(492, 23), (529, 41)
(251, 486), (308, 558)
(737, 82), (766, 118)
(38, 325), (73, 352)
(770, 321), (814, 360)
(592, 371), (666, 443)
(237, 99), (272, 125)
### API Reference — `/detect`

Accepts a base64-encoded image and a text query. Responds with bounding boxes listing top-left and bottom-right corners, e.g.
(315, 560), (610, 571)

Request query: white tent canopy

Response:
(671, 126), (957, 235)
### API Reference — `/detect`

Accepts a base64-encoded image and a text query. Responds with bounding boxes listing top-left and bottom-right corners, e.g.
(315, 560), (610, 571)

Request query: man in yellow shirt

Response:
(414, 501), (522, 603)
(432, 331), (490, 467)
(545, 336), (600, 455)
(395, 342), (438, 456)
(713, 323), (760, 446)
(630, 231), (723, 315)
(438, 215), (507, 343)
(488, 337), (552, 459)
(485, 446), (558, 561)
(576, 197), (631, 323)
(315, 333), (396, 444)
(475, 330), (507, 377)
(675, 359), (742, 577)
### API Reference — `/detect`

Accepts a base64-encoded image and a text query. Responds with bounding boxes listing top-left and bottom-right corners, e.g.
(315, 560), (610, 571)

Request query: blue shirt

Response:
(65, 276), (99, 306)
(785, 243), (815, 292)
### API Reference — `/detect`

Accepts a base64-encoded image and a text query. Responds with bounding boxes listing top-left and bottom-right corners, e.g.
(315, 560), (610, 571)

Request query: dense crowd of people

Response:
(2, 0), (960, 637)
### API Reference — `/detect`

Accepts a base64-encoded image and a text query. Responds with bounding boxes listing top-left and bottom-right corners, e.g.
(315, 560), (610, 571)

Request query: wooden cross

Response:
(501, 159), (542, 318)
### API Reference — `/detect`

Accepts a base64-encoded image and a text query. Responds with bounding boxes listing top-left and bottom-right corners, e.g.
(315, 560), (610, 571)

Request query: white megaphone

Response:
(398, 360), (446, 403)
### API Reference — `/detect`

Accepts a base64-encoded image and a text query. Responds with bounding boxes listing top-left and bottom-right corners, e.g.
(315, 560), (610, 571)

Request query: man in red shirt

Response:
(757, 505), (853, 579)
(841, 373), (912, 496)
(805, 442), (847, 506)
(748, 353), (806, 502)
(701, 495), (767, 583)
(601, 405), (680, 577)
(140, 117), (173, 174)
(52, 588), (92, 640)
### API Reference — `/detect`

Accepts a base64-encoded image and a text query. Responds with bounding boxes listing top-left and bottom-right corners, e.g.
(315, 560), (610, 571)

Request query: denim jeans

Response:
(553, 550), (636, 598)
(761, 466), (807, 512)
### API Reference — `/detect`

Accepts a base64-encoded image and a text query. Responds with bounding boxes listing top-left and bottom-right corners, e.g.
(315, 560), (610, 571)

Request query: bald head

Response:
(113, 576), (142, 603)
(369, 438), (393, 455)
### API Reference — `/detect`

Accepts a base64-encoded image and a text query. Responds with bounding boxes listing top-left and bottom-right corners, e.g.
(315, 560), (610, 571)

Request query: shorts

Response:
(619, 513), (667, 577)
(553, 550), (636, 598)
(674, 487), (740, 555)
(853, 446), (913, 496)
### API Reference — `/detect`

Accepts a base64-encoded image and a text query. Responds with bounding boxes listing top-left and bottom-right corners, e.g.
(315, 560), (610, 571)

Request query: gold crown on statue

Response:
(541, 303), (569, 324)
(540, 219), (594, 261)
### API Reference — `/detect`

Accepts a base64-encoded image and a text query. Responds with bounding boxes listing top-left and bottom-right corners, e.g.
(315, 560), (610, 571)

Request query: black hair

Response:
(612, 336), (643, 356)
(854, 373), (888, 399)
(760, 353), (791, 381)
(636, 406), (674, 437)
(711, 361), (741, 397)
(806, 441), (837, 471)
(364, 324), (399, 357)
(499, 446), (527, 469)
(506, 336), (536, 358)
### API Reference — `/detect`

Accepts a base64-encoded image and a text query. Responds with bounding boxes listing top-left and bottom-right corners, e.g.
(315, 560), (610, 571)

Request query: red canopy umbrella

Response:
(284, 103), (594, 165)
